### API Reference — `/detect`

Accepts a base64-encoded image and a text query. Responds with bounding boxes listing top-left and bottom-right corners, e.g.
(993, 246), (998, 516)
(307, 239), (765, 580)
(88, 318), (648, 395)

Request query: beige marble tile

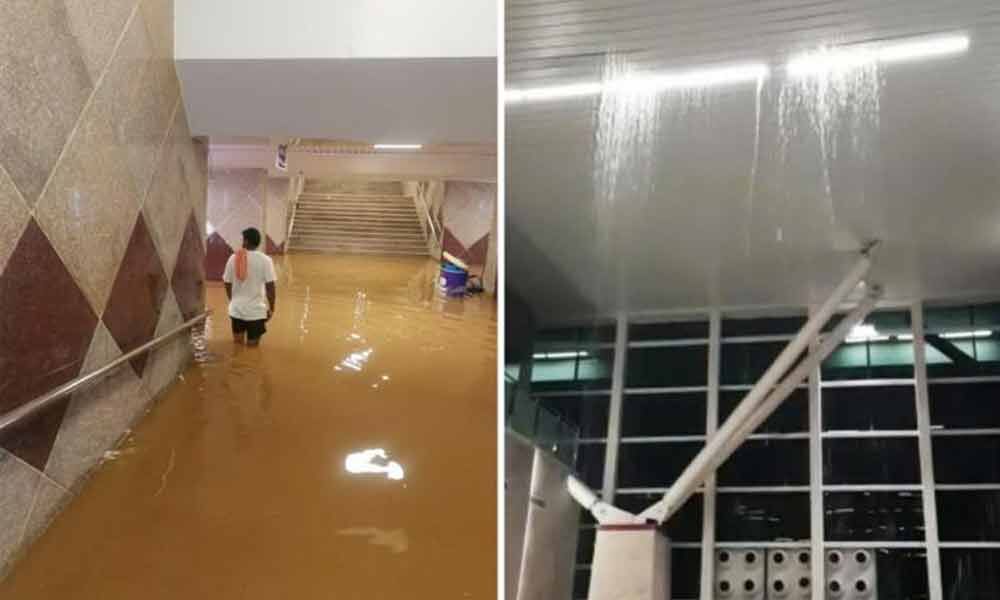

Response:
(33, 53), (142, 316)
(141, 0), (180, 121)
(0, 0), (94, 204)
(143, 289), (190, 401)
(209, 169), (266, 248)
(20, 476), (70, 552)
(44, 323), (148, 490)
(0, 449), (40, 576)
(102, 9), (174, 201)
(139, 0), (172, 64)
(63, 0), (138, 82)
(170, 108), (208, 220)
(0, 166), (31, 276)
(143, 116), (191, 277)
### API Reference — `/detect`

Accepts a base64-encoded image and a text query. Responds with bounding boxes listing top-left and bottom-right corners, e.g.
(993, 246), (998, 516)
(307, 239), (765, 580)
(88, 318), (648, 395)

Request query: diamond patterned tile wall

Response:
(0, 0), (207, 576)
(204, 168), (266, 279)
(265, 177), (288, 255)
(0, 220), (98, 470)
(441, 181), (496, 266)
(101, 213), (169, 378)
(172, 213), (206, 321)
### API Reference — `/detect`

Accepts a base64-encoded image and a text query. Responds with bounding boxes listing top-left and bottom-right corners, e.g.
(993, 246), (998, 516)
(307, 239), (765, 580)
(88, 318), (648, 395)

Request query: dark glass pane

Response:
(822, 386), (916, 431)
(626, 346), (707, 388)
(925, 305), (974, 332)
(621, 393), (705, 436)
(579, 508), (596, 526)
(941, 549), (1000, 599)
(576, 443), (606, 489)
(716, 492), (810, 541)
(872, 549), (929, 600)
(823, 438), (920, 484)
(629, 320), (708, 341)
(617, 442), (703, 488)
(823, 340), (915, 381)
(672, 548), (702, 598)
(869, 311), (913, 335)
(721, 341), (794, 385)
(537, 324), (615, 344)
(722, 315), (807, 337)
(824, 491), (924, 541)
(929, 382), (1000, 430)
(719, 389), (807, 433)
(538, 395), (610, 438)
(536, 327), (581, 344)
(925, 332), (1000, 378)
(938, 491), (1000, 541)
(933, 437), (1000, 483)
(572, 568), (591, 599)
(575, 527), (595, 564)
(718, 440), (809, 486)
(615, 493), (703, 542)
(974, 303), (1000, 328)
(922, 304), (1000, 377)
(532, 349), (614, 393)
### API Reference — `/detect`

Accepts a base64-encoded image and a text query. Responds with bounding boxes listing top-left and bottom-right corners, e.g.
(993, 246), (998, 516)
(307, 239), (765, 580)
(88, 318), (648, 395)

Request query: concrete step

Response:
(290, 240), (428, 253)
(293, 225), (424, 238)
(297, 195), (414, 203)
(299, 192), (409, 201)
(292, 229), (425, 244)
(296, 206), (418, 217)
(291, 246), (428, 256)
(294, 214), (421, 226)
(297, 199), (415, 208)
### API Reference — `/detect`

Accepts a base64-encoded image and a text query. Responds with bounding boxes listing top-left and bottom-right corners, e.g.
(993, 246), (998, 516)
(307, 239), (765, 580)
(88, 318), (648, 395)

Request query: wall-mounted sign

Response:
(275, 144), (288, 171)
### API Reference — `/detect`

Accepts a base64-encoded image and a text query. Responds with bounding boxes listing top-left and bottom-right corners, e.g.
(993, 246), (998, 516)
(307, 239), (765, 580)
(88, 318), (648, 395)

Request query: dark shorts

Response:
(231, 317), (267, 340)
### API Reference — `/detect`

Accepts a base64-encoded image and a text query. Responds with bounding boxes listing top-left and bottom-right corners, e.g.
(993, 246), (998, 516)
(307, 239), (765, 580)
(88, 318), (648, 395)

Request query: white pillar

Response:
(588, 525), (671, 600)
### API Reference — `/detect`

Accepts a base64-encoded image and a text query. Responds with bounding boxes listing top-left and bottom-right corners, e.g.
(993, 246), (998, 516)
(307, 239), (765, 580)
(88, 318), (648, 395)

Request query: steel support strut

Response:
(564, 245), (882, 527)
(638, 286), (882, 521)
(640, 244), (881, 524)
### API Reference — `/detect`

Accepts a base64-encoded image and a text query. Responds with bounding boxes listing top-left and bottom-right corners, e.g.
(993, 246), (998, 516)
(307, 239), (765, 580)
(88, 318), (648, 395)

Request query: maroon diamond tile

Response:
(443, 229), (490, 265)
(204, 231), (232, 281)
(265, 234), (284, 255)
(171, 212), (206, 321)
(0, 220), (98, 470)
(102, 214), (168, 377)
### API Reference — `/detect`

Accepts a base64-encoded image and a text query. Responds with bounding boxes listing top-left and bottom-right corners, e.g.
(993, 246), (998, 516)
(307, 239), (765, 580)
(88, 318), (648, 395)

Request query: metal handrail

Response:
(417, 193), (444, 253)
(0, 311), (211, 435)
(286, 195), (299, 248)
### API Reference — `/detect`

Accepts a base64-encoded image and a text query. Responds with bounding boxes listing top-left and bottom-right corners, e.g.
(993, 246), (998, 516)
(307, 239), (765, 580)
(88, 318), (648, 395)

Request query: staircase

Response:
(288, 189), (429, 256)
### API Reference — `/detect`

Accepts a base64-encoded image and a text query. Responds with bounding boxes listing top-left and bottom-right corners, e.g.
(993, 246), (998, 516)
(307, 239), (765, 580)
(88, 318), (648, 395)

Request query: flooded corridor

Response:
(0, 255), (497, 599)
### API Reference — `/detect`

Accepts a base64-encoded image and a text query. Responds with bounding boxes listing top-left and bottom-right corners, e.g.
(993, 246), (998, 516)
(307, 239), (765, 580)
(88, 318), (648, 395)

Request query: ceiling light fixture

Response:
(532, 350), (591, 360)
(505, 63), (770, 104)
(373, 144), (423, 150)
(786, 34), (970, 77)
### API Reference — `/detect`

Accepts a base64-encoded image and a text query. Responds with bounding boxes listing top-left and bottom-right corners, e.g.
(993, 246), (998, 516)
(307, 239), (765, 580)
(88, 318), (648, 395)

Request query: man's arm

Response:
(265, 282), (276, 319)
(222, 255), (234, 301)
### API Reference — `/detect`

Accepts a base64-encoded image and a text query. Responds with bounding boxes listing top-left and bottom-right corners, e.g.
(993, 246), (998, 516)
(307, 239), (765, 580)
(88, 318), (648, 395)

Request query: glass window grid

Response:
(540, 302), (1000, 599)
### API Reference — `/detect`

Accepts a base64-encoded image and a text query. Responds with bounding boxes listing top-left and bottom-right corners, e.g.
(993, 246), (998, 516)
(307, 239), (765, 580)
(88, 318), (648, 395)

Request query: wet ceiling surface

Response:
(506, 0), (1000, 323)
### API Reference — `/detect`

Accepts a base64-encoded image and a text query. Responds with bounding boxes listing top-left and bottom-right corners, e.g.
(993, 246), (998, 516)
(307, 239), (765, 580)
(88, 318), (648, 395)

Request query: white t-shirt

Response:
(222, 250), (277, 321)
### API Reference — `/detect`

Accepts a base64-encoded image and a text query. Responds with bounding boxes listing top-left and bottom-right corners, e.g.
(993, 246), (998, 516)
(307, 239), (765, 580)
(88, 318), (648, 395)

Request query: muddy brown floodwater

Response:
(0, 254), (497, 599)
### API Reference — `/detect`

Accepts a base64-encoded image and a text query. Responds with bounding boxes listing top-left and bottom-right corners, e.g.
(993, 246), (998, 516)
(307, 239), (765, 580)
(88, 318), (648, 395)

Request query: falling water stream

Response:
(589, 52), (884, 320)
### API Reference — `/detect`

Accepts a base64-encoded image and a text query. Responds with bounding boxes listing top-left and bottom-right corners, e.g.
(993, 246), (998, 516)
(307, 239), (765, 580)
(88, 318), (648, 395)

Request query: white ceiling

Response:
(506, 0), (1000, 324)
(178, 58), (496, 143)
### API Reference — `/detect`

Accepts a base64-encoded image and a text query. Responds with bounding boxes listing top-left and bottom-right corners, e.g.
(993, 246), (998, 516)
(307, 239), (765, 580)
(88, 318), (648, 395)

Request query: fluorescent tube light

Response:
(373, 144), (423, 150)
(787, 34), (970, 77)
(940, 330), (992, 340)
(505, 63), (770, 104)
(532, 351), (591, 360)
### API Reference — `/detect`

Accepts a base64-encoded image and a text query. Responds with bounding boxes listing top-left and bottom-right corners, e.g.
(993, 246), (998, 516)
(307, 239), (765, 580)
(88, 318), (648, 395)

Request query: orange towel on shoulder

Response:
(234, 248), (248, 281)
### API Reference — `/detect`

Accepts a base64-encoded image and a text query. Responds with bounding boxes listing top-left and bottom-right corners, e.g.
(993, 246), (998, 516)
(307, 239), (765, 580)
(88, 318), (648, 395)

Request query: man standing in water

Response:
(223, 228), (277, 347)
